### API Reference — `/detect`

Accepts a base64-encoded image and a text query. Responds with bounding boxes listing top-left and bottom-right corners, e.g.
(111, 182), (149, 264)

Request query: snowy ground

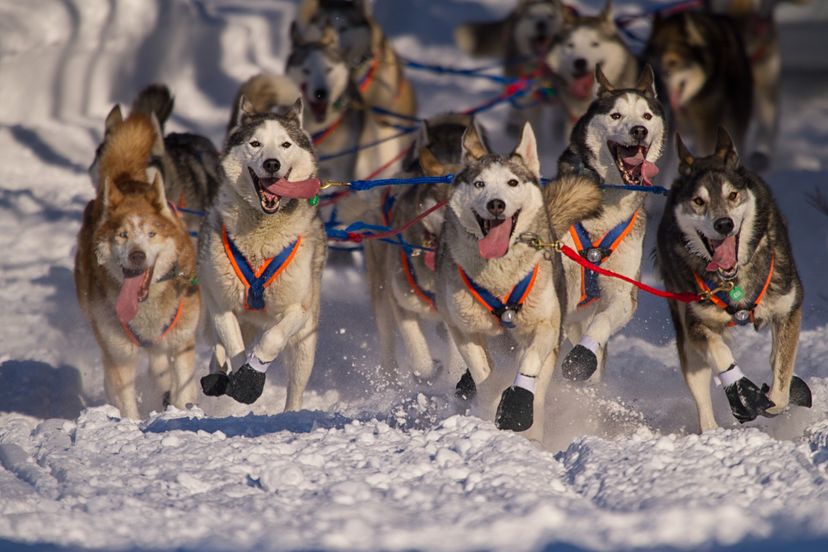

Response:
(1, 1), (827, 550)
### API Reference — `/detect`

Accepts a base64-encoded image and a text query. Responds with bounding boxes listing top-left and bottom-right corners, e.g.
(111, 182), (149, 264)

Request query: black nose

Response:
(128, 249), (146, 266)
(630, 125), (648, 141)
(263, 158), (281, 174)
(573, 58), (587, 72)
(535, 20), (547, 34)
(486, 199), (506, 217)
(714, 217), (734, 235)
(313, 88), (328, 102)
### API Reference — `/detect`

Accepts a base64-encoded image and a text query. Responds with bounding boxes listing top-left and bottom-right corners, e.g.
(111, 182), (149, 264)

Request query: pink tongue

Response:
(568, 73), (595, 100)
(670, 87), (682, 111)
(116, 274), (145, 326)
(622, 151), (660, 185)
(424, 249), (436, 271)
(264, 178), (321, 199)
(706, 235), (737, 272)
(478, 217), (513, 259)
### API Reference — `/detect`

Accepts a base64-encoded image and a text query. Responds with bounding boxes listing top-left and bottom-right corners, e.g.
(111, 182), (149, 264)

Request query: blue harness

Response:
(458, 265), (539, 328)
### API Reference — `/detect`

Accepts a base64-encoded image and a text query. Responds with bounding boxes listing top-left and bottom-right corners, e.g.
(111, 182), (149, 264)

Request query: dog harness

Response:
(458, 264), (539, 328)
(694, 255), (775, 327)
(400, 250), (436, 310)
(358, 56), (379, 95)
(381, 188), (396, 226)
(221, 226), (302, 311)
(569, 210), (639, 307)
(311, 113), (345, 146)
(121, 299), (184, 348)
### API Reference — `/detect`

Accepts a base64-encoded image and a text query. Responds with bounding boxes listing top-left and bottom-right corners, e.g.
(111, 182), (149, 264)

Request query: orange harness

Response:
(693, 255), (774, 327)
(458, 264), (539, 328)
(121, 299), (184, 348)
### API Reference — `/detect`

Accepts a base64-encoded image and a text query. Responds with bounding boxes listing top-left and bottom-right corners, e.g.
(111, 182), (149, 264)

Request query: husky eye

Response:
(282, 142), (292, 149)
(728, 191), (738, 201)
(473, 180), (485, 189)
(693, 197), (705, 206)
(507, 179), (519, 187)
(249, 140), (261, 148)
(610, 112), (622, 120)
(302, 68), (310, 75)
(591, 42), (599, 48)
(148, 230), (156, 238)
(119, 231), (128, 239)
(567, 42), (574, 48)
(643, 113), (653, 121)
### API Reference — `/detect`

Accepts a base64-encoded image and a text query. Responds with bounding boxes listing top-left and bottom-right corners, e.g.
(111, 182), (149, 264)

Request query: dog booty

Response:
(226, 364), (266, 405)
(495, 386), (534, 432)
(455, 370), (477, 402)
(561, 345), (598, 381)
(725, 377), (774, 423)
(201, 372), (231, 396)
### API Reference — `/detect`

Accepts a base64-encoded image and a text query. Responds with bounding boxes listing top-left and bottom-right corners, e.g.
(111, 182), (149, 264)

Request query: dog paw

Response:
(455, 370), (476, 402)
(226, 364), (266, 405)
(201, 372), (230, 396)
(725, 377), (775, 423)
(760, 376), (812, 416)
(162, 391), (171, 408)
(495, 386), (534, 432)
(561, 345), (598, 381)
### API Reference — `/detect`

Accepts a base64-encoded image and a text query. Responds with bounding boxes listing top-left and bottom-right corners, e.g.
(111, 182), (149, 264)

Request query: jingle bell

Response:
(734, 310), (750, 324)
(586, 248), (604, 264)
(500, 308), (516, 325)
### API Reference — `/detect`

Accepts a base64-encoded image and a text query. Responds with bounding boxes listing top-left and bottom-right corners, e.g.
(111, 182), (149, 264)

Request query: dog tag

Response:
(308, 195), (319, 206)
(500, 309), (516, 325)
(586, 248), (604, 264)
(733, 310), (751, 324)
(728, 286), (745, 302)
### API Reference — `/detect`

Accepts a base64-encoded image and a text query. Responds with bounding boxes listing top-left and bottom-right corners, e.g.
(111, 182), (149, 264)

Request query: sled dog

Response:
(656, 127), (811, 432)
(546, 0), (639, 137)
(644, 9), (753, 156)
(91, 84), (221, 234)
(295, 0), (417, 119)
(436, 122), (602, 440)
(75, 112), (200, 419)
(198, 98), (327, 409)
(556, 65), (666, 382)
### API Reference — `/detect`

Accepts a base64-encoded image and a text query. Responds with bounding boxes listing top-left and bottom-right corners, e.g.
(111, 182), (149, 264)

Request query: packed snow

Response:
(1, 1), (827, 550)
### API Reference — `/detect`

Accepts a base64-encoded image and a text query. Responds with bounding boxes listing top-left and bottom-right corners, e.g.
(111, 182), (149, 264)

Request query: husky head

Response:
(94, 174), (185, 323)
(286, 24), (350, 124)
(547, 1), (629, 100)
(645, 12), (709, 112)
(567, 65), (666, 186)
(671, 128), (756, 280)
(223, 97), (316, 215)
(512, 0), (565, 57)
(295, 0), (374, 68)
(449, 122), (543, 260)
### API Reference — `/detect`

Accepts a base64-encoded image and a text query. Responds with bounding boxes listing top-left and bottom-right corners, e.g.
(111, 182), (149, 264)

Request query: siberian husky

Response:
(436, 122), (602, 440)
(546, 0), (639, 137)
(198, 98), (327, 408)
(656, 127), (811, 432)
(91, 84), (221, 235)
(556, 65), (666, 382)
(75, 112), (200, 419)
(295, 0), (417, 119)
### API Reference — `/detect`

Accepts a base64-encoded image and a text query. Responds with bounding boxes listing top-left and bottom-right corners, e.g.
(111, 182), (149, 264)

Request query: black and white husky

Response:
(556, 65), (666, 383)
(198, 98), (327, 408)
(656, 127), (811, 432)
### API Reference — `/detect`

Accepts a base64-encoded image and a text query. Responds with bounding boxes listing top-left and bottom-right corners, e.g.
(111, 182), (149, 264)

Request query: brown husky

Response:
(75, 113), (200, 419)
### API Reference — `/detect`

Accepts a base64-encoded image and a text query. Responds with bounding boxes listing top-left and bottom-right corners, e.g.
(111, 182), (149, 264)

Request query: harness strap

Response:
(121, 299), (184, 348)
(569, 210), (639, 307)
(400, 250), (435, 310)
(221, 225), (302, 311)
(458, 264), (539, 329)
(381, 188), (396, 226)
(693, 255), (775, 327)
(358, 56), (379, 95)
(311, 113), (346, 146)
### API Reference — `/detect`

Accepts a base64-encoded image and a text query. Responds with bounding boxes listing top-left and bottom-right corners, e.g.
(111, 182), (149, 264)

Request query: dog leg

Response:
(200, 308), (246, 398)
(367, 246), (398, 378)
(748, 51), (780, 171)
(683, 345), (718, 433)
(147, 349), (172, 407)
(764, 306), (802, 415)
(281, 314), (318, 412)
(391, 301), (436, 382)
(102, 349), (141, 420)
(447, 324), (491, 403)
(170, 340), (197, 410)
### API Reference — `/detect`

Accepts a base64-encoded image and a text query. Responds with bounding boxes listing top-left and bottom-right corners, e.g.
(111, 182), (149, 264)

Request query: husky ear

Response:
(562, 5), (578, 26)
(512, 122), (541, 180)
(595, 64), (615, 98)
(714, 127), (740, 169)
(290, 21), (307, 46)
(636, 65), (657, 98)
(355, 0), (372, 17)
(235, 95), (257, 129)
(676, 134), (695, 176)
(104, 105), (123, 135)
(684, 14), (705, 47)
(296, 0), (319, 27)
(461, 125), (488, 163)
(149, 113), (166, 156)
(599, 0), (616, 33)
(319, 25), (340, 48)
(285, 97), (304, 129)
(147, 172), (173, 216)
(102, 176), (125, 212)
(420, 147), (449, 177)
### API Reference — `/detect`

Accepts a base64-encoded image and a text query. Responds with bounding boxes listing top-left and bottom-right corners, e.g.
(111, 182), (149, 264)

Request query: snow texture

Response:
(0, 1), (827, 551)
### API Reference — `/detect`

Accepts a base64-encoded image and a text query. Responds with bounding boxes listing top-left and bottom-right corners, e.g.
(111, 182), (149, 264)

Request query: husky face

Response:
(224, 99), (316, 215)
(95, 177), (180, 296)
(513, 0), (564, 56)
(286, 28), (350, 124)
(450, 123), (543, 259)
(298, 0), (373, 67)
(646, 14), (708, 110)
(672, 129), (755, 279)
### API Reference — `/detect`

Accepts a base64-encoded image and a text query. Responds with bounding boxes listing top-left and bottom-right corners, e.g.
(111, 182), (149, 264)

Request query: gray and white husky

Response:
(656, 127), (811, 432)
(198, 97), (327, 409)
(546, 0), (639, 138)
(556, 65), (666, 383)
(436, 122), (602, 440)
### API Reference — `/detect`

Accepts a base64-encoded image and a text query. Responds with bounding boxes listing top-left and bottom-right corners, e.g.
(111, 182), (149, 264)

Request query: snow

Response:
(1, 0), (827, 550)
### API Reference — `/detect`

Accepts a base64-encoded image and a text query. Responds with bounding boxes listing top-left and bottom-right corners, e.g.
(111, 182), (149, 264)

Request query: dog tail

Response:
(454, 19), (508, 58)
(98, 113), (157, 187)
(130, 84), (174, 130)
(227, 73), (301, 134)
(543, 175), (603, 236)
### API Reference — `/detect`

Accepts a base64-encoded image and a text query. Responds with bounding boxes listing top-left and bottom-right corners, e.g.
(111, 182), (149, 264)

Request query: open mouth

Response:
(608, 141), (659, 186)
(309, 99), (328, 123)
(698, 230), (740, 279)
(568, 70), (594, 100)
(530, 34), (551, 54)
(116, 264), (155, 325)
(474, 210), (520, 259)
(249, 167), (290, 214)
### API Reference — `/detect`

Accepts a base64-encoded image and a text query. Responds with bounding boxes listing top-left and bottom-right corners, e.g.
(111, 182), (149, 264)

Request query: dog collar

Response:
(121, 299), (184, 348)
(694, 255), (774, 327)
(458, 264), (539, 328)
(569, 210), (639, 307)
(221, 225), (302, 311)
